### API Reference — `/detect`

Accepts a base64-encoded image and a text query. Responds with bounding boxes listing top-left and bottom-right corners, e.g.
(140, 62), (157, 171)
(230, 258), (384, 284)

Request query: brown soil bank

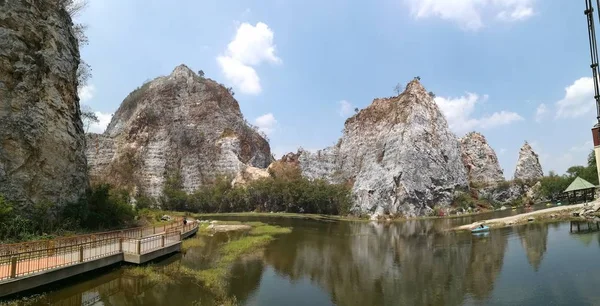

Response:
(453, 202), (593, 231)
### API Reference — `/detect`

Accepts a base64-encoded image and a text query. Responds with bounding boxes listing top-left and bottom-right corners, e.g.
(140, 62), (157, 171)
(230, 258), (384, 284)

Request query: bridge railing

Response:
(0, 236), (122, 281)
(0, 220), (184, 257)
(0, 221), (198, 281)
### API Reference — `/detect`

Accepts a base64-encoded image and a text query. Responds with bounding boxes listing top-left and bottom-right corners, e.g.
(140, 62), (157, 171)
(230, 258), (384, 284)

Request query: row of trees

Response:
(140, 168), (353, 216)
(539, 150), (598, 200)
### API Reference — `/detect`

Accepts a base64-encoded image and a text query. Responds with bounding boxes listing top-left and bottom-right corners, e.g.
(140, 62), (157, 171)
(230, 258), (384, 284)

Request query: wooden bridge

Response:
(0, 221), (198, 298)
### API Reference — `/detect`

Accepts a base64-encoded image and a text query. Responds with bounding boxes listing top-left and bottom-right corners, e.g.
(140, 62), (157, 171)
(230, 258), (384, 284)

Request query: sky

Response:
(76, 0), (598, 178)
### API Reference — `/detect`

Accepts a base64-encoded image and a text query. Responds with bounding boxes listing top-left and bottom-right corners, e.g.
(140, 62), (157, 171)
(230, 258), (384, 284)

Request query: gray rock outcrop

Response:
(0, 1), (88, 209)
(514, 142), (543, 180)
(478, 182), (525, 205)
(459, 132), (504, 184)
(86, 65), (272, 196)
(297, 80), (469, 217)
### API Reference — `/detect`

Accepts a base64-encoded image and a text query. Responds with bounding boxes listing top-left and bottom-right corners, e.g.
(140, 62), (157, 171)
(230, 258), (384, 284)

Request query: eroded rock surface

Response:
(514, 142), (543, 180)
(0, 1), (88, 209)
(460, 132), (504, 184)
(296, 80), (469, 216)
(86, 65), (272, 196)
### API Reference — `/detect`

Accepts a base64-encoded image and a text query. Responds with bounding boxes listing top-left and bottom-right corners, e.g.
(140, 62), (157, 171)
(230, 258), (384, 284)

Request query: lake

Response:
(9, 210), (600, 306)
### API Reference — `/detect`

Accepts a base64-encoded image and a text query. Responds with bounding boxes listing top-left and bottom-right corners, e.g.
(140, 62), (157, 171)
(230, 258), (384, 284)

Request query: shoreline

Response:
(452, 202), (596, 231)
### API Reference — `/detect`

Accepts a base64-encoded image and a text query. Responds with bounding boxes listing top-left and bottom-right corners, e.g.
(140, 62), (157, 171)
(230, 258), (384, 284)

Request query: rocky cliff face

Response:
(0, 1), (88, 209)
(459, 132), (504, 184)
(86, 65), (272, 196)
(514, 142), (543, 180)
(297, 80), (469, 217)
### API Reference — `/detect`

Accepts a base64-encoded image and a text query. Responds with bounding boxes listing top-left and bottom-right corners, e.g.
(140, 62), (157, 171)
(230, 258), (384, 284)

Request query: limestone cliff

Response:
(0, 0), (88, 209)
(86, 65), (272, 196)
(459, 132), (504, 185)
(297, 80), (469, 216)
(514, 142), (543, 180)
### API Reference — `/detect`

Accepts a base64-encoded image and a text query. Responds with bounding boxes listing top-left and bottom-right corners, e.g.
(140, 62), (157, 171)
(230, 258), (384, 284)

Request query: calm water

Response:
(8, 208), (600, 306)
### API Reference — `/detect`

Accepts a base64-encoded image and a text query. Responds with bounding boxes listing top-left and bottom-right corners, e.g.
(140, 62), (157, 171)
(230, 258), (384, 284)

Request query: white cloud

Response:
(86, 112), (112, 134)
(217, 22), (281, 95)
(404, 0), (536, 30)
(555, 77), (596, 119)
(255, 113), (277, 135)
(217, 56), (261, 95)
(435, 93), (523, 135)
(78, 84), (95, 103)
(534, 103), (547, 123)
(338, 100), (355, 117)
(499, 148), (507, 155)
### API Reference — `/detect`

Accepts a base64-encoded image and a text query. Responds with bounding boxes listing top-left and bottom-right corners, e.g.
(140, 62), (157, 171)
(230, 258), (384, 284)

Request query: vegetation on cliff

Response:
(152, 166), (353, 216)
(0, 184), (135, 242)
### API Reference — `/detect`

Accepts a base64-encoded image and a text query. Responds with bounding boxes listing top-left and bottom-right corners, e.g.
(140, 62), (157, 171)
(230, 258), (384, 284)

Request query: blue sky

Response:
(77, 0), (597, 177)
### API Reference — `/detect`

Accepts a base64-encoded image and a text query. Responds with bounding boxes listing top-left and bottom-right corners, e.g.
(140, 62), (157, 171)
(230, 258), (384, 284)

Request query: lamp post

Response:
(584, 0), (600, 183)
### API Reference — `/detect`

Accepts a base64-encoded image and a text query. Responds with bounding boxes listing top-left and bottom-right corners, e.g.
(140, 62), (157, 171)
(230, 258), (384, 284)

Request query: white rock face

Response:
(514, 142), (543, 180)
(298, 80), (469, 216)
(459, 132), (504, 184)
(86, 65), (272, 197)
(298, 147), (338, 182)
(0, 1), (88, 209)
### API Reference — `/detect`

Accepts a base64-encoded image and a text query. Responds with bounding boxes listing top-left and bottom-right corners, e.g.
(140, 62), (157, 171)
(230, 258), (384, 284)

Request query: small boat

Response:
(471, 225), (490, 233)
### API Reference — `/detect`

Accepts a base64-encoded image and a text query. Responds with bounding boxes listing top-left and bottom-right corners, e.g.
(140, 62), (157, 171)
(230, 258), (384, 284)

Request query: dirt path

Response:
(453, 202), (594, 231)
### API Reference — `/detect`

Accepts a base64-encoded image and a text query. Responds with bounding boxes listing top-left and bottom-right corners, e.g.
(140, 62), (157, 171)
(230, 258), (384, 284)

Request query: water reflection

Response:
(15, 216), (600, 306)
(260, 220), (507, 306)
(516, 224), (548, 271)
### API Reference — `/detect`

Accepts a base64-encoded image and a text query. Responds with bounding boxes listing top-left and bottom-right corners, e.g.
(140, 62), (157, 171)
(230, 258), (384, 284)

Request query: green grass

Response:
(182, 237), (206, 250)
(249, 224), (292, 236)
(0, 294), (46, 306)
(125, 221), (291, 301)
(123, 265), (176, 284)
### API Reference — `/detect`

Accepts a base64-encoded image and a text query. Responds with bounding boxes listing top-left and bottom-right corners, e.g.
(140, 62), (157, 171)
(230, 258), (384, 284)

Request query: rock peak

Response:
(170, 64), (196, 78)
(514, 141), (543, 180)
(404, 79), (427, 95)
(460, 131), (504, 184)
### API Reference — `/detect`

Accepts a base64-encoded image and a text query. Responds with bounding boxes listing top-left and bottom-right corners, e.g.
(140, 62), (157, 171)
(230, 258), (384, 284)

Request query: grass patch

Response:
(249, 224), (292, 236)
(125, 221), (291, 302)
(182, 237), (206, 251)
(123, 265), (176, 285)
(0, 294), (46, 306)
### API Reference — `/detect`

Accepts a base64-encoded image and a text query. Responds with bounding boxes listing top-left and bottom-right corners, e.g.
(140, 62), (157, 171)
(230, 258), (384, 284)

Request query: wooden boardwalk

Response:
(0, 221), (198, 297)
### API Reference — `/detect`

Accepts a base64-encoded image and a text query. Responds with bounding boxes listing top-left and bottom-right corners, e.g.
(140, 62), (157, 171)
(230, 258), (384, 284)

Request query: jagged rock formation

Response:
(459, 132), (504, 184)
(0, 1), (88, 209)
(478, 182), (526, 205)
(86, 65), (272, 197)
(514, 142), (543, 180)
(231, 166), (270, 187)
(295, 80), (469, 217)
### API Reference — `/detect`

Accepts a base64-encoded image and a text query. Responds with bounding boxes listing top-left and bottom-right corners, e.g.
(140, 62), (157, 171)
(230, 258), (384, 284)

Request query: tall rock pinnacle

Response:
(514, 142), (543, 180)
(460, 132), (504, 185)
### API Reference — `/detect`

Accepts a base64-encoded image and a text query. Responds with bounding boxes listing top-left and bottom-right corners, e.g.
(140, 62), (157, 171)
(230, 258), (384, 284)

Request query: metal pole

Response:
(584, 0), (600, 184)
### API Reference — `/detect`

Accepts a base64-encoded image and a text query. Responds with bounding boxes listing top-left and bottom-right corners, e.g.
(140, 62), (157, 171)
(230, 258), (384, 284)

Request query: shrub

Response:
(160, 173), (352, 215)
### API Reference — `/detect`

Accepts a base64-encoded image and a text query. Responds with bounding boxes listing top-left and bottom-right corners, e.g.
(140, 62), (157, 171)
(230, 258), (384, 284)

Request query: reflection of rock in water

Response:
(264, 221), (509, 306)
(465, 230), (507, 300)
(517, 224), (548, 271)
(228, 256), (265, 302)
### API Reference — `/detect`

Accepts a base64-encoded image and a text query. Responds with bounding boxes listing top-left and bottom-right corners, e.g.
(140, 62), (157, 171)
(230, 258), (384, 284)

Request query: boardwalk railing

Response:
(0, 221), (197, 282)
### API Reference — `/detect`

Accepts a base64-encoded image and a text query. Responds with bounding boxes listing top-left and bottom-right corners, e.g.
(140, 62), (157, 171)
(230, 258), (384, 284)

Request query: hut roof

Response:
(563, 177), (596, 193)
